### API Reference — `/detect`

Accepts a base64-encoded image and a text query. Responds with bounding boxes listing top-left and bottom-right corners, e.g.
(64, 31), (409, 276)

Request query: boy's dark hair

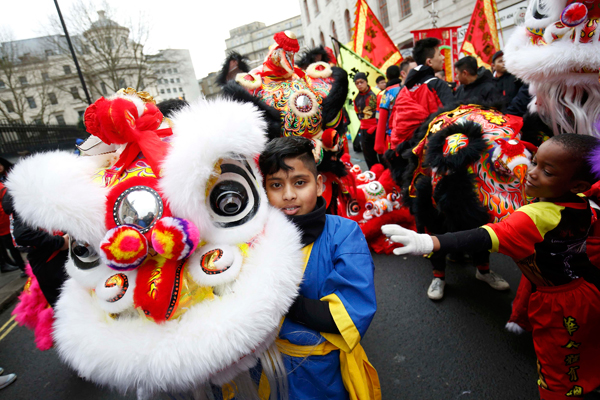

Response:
(455, 56), (478, 76)
(259, 136), (318, 179)
(376, 75), (386, 83)
(399, 56), (415, 74)
(157, 99), (189, 118)
(413, 38), (441, 66)
(548, 133), (600, 183)
(385, 65), (400, 80)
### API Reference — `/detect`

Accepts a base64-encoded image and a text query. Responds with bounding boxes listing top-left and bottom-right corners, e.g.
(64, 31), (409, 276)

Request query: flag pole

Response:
(493, 0), (505, 47)
(332, 37), (384, 75)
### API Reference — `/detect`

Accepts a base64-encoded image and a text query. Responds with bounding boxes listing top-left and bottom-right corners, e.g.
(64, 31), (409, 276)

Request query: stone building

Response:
(225, 16), (306, 69)
(299, 0), (527, 55)
(198, 16), (307, 99)
(0, 11), (200, 125)
(148, 49), (201, 103)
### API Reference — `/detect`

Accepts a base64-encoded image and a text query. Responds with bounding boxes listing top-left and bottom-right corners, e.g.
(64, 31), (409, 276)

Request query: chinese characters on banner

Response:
(411, 27), (461, 82)
(459, 0), (501, 69)
(353, 0), (403, 72)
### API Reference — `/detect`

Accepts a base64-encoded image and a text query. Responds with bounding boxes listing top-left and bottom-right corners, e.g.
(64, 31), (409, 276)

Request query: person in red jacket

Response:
(0, 182), (24, 276)
(390, 38), (454, 149)
(374, 58), (417, 155)
(353, 72), (379, 169)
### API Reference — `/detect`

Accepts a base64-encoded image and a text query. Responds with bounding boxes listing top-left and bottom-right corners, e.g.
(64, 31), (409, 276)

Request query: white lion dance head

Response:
(504, 0), (600, 136)
(6, 89), (304, 398)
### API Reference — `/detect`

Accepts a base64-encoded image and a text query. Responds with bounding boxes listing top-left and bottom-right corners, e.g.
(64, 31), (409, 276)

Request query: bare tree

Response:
(46, 0), (156, 99)
(0, 29), (56, 123)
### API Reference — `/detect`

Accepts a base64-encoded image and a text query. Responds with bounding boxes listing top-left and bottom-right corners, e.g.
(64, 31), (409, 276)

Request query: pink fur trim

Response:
(34, 307), (54, 351)
(11, 264), (55, 350)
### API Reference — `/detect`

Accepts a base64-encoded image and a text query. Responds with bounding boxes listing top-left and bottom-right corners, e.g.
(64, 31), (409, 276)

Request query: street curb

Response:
(0, 277), (25, 313)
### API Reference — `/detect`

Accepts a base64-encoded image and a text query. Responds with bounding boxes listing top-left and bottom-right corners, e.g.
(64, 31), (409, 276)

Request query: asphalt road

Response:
(0, 251), (544, 400)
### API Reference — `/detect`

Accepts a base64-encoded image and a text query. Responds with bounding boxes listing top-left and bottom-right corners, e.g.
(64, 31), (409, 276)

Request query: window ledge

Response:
(399, 12), (413, 21)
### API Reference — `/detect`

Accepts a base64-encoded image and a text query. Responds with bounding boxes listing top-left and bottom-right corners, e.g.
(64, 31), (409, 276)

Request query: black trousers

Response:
(0, 234), (25, 270)
(360, 129), (379, 170)
(430, 250), (490, 274)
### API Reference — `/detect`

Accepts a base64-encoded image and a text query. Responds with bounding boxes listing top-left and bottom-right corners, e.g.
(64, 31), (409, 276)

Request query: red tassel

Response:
(321, 128), (339, 149)
(496, 138), (527, 158)
(273, 32), (300, 52)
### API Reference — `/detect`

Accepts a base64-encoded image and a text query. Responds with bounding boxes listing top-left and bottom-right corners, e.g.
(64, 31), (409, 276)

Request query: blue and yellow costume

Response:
(272, 213), (380, 400)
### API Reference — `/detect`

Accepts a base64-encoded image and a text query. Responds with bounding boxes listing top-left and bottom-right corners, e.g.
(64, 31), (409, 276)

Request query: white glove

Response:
(381, 224), (434, 256)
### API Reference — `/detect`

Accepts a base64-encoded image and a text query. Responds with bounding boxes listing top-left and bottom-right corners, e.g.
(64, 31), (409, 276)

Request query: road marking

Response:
(0, 315), (15, 333)
(0, 321), (17, 342)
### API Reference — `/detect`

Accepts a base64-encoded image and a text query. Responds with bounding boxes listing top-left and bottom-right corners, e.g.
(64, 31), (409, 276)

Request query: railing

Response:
(0, 122), (88, 157)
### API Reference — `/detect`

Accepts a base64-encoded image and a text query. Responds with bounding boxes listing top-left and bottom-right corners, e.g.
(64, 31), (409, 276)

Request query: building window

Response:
(174, 68), (178, 73)
(3, 100), (14, 113)
(106, 37), (114, 49)
(167, 88), (171, 93)
(63, 65), (72, 75)
(424, 0), (436, 6)
(160, 89), (165, 94)
(170, 78), (174, 83)
(167, 68), (172, 74)
(27, 97), (37, 109)
(161, 69), (166, 74)
(172, 88), (177, 93)
(379, 0), (390, 27)
(70, 87), (80, 100)
(56, 115), (66, 125)
(313, 0), (320, 14)
(179, 87), (183, 92)
(304, 0), (311, 23)
(19, 76), (28, 85)
(400, 0), (412, 17)
(176, 78), (180, 83)
(45, 49), (53, 57)
(101, 82), (108, 95)
(331, 21), (338, 40)
(121, 37), (128, 48)
(319, 31), (325, 47)
(42, 72), (50, 81)
(0, 80), (4, 89)
(155, 70), (160, 75)
(345, 9), (352, 42)
(119, 79), (126, 89)
(48, 92), (58, 105)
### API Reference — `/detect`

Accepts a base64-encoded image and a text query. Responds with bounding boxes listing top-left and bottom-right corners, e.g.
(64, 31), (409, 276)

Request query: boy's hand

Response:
(381, 225), (434, 256)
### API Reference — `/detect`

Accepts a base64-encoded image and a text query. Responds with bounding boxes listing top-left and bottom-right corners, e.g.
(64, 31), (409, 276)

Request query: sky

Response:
(1, 0), (302, 79)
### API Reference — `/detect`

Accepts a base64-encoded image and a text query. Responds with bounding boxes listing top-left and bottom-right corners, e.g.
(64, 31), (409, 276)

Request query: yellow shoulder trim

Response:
(517, 202), (564, 239)
(320, 293), (362, 353)
(481, 225), (499, 253)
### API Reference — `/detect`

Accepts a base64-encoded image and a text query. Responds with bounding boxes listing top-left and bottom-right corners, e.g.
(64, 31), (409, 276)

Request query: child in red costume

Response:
(383, 134), (600, 400)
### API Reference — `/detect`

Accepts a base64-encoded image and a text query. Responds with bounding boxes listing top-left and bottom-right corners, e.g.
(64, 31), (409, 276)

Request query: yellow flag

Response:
(336, 40), (383, 140)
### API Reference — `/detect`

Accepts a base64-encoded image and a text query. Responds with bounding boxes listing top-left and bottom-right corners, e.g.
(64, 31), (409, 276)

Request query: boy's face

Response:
(525, 140), (588, 201)
(265, 157), (323, 216)
(377, 80), (387, 90)
(427, 46), (445, 73)
(355, 79), (368, 92)
(492, 56), (506, 75)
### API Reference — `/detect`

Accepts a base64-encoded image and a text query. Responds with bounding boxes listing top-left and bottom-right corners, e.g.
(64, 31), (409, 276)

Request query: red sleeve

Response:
(482, 211), (545, 260)
(375, 109), (389, 154)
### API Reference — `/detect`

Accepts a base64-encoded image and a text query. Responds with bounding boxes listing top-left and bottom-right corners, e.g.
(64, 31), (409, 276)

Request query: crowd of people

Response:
(1, 32), (599, 400)
(350, 37), (600, 400)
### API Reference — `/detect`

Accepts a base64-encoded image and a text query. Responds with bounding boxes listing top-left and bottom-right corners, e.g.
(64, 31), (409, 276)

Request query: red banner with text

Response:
(411, 27), (460, 82)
